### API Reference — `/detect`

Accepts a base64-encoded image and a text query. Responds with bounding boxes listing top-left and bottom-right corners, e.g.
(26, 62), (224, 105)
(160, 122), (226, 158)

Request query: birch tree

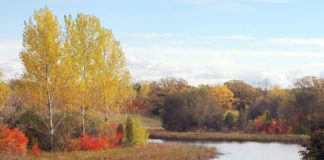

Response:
(99, 31), (134, 122)
(64, 14), (107, 134)
(20, 8), (62, 150)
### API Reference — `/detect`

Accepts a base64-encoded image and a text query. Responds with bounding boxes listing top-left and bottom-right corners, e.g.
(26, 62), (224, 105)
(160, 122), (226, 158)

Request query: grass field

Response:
(2, 143), (217, 160)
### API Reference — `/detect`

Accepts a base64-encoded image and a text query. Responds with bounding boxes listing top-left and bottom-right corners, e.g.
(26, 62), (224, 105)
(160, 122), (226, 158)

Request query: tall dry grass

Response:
(7, 143), (217, 160)
(149, 129), (310, 145)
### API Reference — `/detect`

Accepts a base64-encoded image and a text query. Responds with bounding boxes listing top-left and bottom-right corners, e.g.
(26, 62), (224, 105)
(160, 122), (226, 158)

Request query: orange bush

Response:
(64, 138), (81, 152)
(0, 124), (29, 155)
(254, 118), (287, 134)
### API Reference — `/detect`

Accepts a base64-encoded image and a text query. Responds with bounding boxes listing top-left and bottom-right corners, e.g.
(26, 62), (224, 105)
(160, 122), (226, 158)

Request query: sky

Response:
(0, 0), (324, 87)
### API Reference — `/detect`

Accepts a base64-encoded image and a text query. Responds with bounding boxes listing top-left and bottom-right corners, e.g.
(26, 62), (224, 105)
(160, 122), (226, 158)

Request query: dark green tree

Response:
(162, 88), (224, 131)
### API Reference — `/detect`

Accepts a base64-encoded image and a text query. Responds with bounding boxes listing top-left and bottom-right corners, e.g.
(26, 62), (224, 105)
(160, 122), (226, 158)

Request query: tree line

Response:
(133, 77), (324, 134)
(132, 77), (324, 159)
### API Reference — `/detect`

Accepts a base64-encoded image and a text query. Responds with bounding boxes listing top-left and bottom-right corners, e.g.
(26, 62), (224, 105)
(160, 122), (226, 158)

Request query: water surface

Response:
(149, 139), (305, 160)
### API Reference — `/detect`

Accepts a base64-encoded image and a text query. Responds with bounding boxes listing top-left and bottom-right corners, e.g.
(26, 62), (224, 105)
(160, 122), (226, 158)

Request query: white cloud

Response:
(124, 33), (324, 49)
(123, 32), (174, 39)
(265, 37), (324, 47)
(0, 39), (23, 80)
(123, 44), (324, 87)
(320, 71), (324, 78)
(0, 39), (21, 49)
(1, 36), (323, 87)
(0, 58), (23, 80)
(203, 35), (254, 41)
(124, 45), (324, 58)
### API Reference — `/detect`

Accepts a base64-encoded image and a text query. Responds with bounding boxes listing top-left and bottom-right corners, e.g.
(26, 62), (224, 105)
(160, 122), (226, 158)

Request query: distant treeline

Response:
(132, 77), (324, 134)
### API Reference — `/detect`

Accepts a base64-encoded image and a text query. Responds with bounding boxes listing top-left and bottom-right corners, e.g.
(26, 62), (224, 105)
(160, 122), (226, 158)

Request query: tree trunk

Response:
(104, 102), (108, 123)
(82, 104), (86, 135)
(48, 94), (54, 151)
(104, 112), (108, 123)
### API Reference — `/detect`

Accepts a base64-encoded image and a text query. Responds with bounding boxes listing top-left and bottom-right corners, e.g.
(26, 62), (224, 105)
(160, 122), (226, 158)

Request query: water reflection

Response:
(149, 139), (305, 160)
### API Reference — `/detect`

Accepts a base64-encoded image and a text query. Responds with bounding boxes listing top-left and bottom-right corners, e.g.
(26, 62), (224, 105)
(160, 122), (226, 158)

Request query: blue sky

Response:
(0, 0), (324, 87)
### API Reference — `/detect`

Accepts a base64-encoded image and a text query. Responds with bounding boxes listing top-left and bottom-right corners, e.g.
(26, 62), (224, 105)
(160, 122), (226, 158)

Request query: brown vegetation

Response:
(1, 143), (217, 160)
(149, 129), (310, 145)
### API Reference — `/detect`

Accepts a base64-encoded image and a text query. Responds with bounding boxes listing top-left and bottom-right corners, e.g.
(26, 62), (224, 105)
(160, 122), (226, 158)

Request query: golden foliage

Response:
(209, 85), (237, 109)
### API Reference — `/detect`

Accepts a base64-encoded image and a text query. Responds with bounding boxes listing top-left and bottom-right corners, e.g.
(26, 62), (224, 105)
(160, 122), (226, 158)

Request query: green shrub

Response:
(13, 108), (107, 151)
(301, 130), (324, 160)
(301, 116), (324, 160)
(124, 116), (148, 146)
(162, 88), (224, 131)
(14, 108), (49, 150)
(224, 110), (239, 129)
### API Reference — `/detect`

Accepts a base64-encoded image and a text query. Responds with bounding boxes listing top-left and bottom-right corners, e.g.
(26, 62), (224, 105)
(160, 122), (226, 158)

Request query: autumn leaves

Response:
(20, 8), (133, 150)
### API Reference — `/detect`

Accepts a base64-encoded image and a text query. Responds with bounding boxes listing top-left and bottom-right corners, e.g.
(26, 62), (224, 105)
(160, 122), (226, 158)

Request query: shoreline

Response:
(149, 129), (310, 145)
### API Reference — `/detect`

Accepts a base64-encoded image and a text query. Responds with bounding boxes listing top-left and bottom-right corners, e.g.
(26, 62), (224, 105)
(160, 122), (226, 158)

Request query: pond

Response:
(149, 139), (305, 160)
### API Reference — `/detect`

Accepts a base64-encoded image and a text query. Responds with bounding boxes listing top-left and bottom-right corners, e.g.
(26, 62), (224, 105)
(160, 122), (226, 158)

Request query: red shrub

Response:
(127, 100), (148, 114)
(276, 121), (286, 134)
(0, 124), (29, 155)
(75, 125), (125, 151)
(78, 134), (111, 151)
(266, 124), (276, 134)
(254, 118), (287, 134)
(254, 118), (265, 131)
(31, 144), (40, 155)
(290, 112), (302, 125)
(113, 130), (124, 147)
(128, 103), (136, 112)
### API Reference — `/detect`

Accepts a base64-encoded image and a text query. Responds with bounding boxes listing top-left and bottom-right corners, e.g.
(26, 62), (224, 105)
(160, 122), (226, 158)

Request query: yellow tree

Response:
(55, 45), (80, 111)
(112, 71), (135, 114)
(99, 35), (134, 122)
(269, 86), (293, 120)
(134, 81), (151, 100)
(0, 70), (10, 110)
(20, 8), (62, 150)
(209, 85), (237, 109)
(6, 77), (40, 110)
(268, 85), (287, 101)
(64, 14), (107, 134)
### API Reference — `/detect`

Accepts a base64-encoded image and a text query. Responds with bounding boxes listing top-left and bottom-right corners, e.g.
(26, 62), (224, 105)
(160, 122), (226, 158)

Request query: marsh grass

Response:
(1, 143), (217, 160)
(149, 129), (310, 145)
